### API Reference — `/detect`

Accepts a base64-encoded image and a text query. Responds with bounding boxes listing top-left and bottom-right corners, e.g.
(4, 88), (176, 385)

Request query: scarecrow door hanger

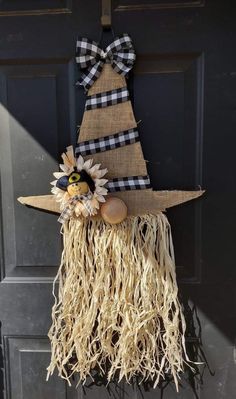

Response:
(18, 32), (204, 389)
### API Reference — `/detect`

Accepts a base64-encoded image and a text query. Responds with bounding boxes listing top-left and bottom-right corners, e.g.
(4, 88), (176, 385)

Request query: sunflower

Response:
(51, 146), (108, 218)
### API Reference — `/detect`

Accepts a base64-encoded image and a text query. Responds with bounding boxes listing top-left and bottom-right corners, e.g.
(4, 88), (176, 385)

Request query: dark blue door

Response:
(0, 1), (235, 398)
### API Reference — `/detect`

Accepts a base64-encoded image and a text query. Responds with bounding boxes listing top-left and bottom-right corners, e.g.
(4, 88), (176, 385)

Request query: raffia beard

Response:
(46, 213), (191, 391)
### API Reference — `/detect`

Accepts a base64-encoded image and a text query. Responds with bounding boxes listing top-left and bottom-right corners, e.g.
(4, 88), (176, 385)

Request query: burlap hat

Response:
(18, 63), (203, 215)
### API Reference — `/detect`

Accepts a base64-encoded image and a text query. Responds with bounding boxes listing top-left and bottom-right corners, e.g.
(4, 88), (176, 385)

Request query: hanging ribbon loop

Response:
(76, 34), (136, 91)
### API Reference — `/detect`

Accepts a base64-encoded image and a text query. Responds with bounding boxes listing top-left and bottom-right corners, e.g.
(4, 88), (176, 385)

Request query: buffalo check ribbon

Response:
(58, 193), (93, 224)
(106, 176), (151, 192)
(85, 87), (129, 110)
(76, 34), (136, 91)
(75, 128), (139, 156)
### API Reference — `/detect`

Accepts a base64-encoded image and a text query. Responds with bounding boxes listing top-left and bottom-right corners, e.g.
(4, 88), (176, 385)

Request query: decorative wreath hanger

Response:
(18, 33), (204, 390)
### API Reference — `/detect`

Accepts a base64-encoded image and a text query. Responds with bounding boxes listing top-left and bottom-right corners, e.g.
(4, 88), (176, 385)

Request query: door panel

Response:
(0, 1), (72, 16)
(5, 337), (66, 399)
(133, 52), (204, 282)
(114, 1), (205, 11)
(0, 60), (75, 280)
(0, 1), (235, 398)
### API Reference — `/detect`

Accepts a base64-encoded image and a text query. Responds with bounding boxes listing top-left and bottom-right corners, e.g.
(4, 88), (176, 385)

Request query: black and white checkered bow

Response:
(58, 193), (93, 224)
(76, 34), (136, 91)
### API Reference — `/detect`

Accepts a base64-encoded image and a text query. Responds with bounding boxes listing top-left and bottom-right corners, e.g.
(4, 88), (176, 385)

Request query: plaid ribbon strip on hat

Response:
(58, 193), (93, 224)
(75, 128), (139, 156)
(76, 34), (136, 91)
(106, 176), (151, 192)
(85, 87), (129, 110)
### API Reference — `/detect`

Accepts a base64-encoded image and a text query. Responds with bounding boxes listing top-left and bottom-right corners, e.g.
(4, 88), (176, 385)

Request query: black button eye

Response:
(69, 172), (80, 184)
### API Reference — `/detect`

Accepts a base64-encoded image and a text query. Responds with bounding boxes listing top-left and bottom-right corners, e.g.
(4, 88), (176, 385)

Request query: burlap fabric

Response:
(18, 64), (204, 214)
